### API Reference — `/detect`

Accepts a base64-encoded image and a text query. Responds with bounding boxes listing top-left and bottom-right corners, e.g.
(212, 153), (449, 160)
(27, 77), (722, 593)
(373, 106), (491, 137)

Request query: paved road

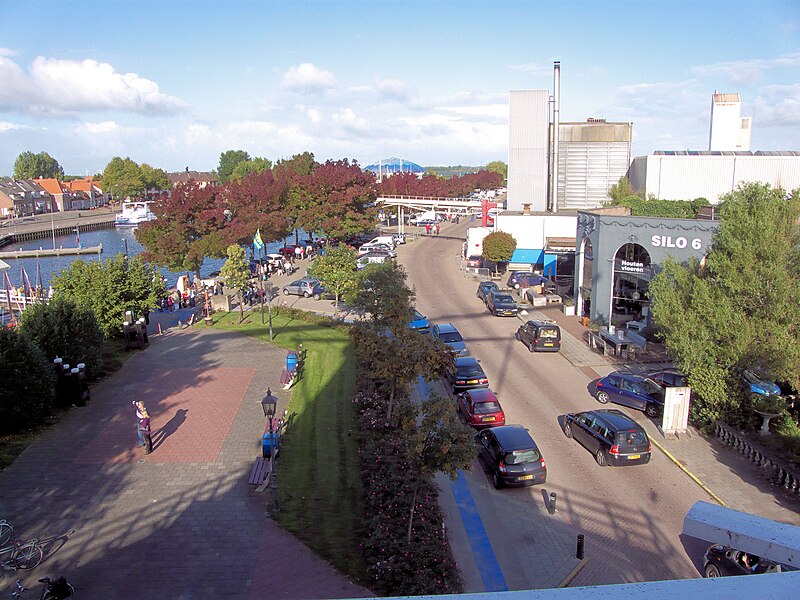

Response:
(397, 221), (711, 587)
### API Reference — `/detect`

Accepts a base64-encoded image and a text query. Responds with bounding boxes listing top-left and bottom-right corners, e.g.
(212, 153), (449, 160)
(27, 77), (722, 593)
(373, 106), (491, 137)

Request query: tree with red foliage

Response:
(297, 159), (378, 239)
(376, 170), (503, 198)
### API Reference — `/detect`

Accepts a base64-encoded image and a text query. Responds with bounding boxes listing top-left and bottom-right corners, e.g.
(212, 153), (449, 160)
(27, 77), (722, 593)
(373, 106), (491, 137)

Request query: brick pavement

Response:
(0, 322), (371, 599)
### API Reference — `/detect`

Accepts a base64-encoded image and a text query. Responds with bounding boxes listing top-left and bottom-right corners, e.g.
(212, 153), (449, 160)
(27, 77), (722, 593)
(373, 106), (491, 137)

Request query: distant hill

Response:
(424, 165), (483, 178)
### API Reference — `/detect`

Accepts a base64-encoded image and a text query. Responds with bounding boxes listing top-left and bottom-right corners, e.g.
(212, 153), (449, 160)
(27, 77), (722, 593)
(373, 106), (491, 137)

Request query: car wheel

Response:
(528, 340), (535, 353)
(313, 293), (321, 300)
(563, 422), (572, 438)
(595, 449), (607, 467)
(492, 472), (502, 489)
(704, 564), (721, 578)
(282, 289), (289, 296)
(515, 331), (521, 341)
(303, 291), (311, 298)
(596, 390), (610, 404)
(645, 404), (659, 418)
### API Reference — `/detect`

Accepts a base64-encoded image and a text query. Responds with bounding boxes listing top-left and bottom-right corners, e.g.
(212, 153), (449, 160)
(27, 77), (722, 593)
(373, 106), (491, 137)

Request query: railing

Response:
(714, 420), (800, 495)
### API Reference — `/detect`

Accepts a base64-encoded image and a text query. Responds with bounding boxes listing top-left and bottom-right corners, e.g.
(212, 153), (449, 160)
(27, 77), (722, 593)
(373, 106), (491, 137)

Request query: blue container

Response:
(262, 431), (280, 458)
(286, 352), (298, 372)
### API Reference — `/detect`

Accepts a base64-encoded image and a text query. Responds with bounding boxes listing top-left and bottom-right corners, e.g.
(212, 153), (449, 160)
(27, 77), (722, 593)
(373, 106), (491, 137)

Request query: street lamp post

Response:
(261, 388), (278, 433)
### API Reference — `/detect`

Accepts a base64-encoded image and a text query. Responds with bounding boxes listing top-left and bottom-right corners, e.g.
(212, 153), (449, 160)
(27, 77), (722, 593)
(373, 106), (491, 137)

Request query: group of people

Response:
(424, 222), (441, 235)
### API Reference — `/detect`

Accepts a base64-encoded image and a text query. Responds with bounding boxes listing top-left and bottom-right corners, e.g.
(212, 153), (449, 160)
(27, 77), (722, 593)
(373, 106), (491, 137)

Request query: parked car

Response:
(595, 372), (665, 418)
(282, 278), (325, 299)
(486, 292), (518, 317)
(448, 356), (489, 394)
(358, 243), (396, 257)
(476, 281), (499, 304)
(562, 409), (652, 467)
(458, 388), (505, 428)
(431, 323), (469, 357)
(507, 271), (546, 290)
(408, 309), (430, 334)
(647, 368), (689, 388)
(703, 544), (785, 577)
(278, 244), (300, 258)
(476, 425), (547, 488)
(466, 255), (483, 268)
(392, 233), (406, 245)
(515, 320), (561, 352)
(740, 368), (782, 400)
(357, 252), (391, 269)
(365, 235), (396, 249)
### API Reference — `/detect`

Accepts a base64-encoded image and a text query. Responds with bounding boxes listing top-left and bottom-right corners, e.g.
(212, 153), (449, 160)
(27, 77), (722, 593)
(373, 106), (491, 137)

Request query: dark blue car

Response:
(594, 372), (665, 418)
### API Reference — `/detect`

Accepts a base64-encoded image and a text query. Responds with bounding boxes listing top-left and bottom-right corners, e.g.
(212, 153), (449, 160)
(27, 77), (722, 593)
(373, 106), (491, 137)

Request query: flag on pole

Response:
(253, 229), (265, 251)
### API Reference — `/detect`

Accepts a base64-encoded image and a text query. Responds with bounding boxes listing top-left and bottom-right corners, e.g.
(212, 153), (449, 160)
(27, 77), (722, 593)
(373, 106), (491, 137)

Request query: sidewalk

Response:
(536, 305), (800, 526)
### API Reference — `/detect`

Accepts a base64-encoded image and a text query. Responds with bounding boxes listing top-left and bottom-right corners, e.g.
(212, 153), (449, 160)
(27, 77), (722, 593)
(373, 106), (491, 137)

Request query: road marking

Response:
(450, 470), (508, 592)
(648, 436), (729, 508)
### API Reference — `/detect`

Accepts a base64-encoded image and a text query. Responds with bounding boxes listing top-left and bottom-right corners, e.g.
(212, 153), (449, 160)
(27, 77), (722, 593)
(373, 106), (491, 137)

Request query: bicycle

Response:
(0, 538), (44, 571)
(0, 521), (12, 547)
(11, 577), (74, 599)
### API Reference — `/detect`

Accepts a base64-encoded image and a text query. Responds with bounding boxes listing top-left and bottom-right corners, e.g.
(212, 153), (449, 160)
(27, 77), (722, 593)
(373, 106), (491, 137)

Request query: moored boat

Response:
(115, 201), (156, 227)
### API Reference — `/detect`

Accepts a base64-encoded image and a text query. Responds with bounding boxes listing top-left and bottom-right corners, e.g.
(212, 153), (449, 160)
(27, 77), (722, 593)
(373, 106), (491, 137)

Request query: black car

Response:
(562, 409), (651, 467)
(476, 281), (499, 304)
(476, 425), (547, 488)
(647, 368), (688, 388)
(486, 292), (518, 317)
(595, 372), (665, 418)
(507, 272), (546, 290)
(703, 544), (784, 577)
(515, 320), (561, 352)
(448, 356), (489, 394)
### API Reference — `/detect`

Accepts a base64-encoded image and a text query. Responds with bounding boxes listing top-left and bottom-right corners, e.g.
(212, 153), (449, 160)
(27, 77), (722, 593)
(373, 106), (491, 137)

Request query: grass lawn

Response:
(214, 309), (367, 584)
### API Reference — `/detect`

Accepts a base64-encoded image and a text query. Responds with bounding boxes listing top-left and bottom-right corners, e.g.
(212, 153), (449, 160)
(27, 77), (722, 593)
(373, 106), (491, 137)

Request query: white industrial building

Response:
(507, 90), (550, 213)
(628, 151), (800, 203)
(709, 92), (751, 151)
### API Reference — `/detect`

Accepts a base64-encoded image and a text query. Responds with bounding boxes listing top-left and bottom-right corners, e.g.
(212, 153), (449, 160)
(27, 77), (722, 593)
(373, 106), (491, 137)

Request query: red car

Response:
(458, 388), (505, 428)
(466, 255), (483, 268)
(278, 245), (300, 258)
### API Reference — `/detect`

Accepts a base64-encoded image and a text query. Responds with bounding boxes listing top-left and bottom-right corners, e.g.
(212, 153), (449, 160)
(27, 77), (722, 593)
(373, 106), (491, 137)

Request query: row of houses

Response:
(0, 170), (218, 218)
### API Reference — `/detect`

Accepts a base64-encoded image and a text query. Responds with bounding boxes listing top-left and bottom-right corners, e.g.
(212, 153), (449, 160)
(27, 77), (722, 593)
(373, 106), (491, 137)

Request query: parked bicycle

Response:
(0, 520), (13, 546)
(0, 538), (44, 571)
(11, 577), (74, 599)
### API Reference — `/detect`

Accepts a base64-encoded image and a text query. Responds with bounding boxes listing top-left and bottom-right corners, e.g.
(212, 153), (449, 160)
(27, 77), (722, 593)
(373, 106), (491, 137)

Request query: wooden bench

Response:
(279, 369), (293, 385)
(588, 331), (607, 355)
(248, 457), (269, 486)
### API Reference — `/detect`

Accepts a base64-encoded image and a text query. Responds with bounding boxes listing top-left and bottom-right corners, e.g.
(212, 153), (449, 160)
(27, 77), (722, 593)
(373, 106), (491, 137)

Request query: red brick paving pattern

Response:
(74, 367), (255, 464)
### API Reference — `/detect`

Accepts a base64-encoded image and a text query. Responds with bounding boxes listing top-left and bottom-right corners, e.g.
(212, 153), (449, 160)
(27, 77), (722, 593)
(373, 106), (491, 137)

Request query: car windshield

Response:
(474, 401), (501, 414)
(439, 332), (463, 343)
(617, 430), (648, 446)
(412, 310), (425, 321)
(458, 365), (484, 378)
(505, 448), (540, 464)
(641, 379), (664, 395)
(539, 328), (558, 339)
(495, 295), (514, 303)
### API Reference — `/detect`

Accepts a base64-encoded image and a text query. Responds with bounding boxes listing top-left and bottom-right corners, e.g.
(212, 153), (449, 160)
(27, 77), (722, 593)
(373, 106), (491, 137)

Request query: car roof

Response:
(580, 409), (644, 431)
(526, 319), (558, 327)
(491, 425), (536, 449)
(455, 356), (479, 367)
(608, 372), (652, 384)
(436, 323), (459, 334)
(466, 388), (498, 402)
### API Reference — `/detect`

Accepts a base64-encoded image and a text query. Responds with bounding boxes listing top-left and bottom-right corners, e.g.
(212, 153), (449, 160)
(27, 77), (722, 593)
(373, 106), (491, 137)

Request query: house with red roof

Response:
(65, 176), (110, 208)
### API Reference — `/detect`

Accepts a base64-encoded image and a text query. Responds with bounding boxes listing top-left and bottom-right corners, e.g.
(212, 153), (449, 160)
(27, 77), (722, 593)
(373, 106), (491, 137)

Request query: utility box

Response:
(211, 294), (231, 312)
(662, 386), (691, 437)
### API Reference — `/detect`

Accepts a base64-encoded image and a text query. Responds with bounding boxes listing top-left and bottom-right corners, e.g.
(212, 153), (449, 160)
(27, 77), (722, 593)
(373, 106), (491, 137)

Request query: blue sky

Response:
(1, 0), (798, 176)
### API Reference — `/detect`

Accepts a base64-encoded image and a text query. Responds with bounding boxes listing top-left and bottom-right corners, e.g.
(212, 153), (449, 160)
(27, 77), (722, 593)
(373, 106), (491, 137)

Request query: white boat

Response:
(115, 201), (156, 227)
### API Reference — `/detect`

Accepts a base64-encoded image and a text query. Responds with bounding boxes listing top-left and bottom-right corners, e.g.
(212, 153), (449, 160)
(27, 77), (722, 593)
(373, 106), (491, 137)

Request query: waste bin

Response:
(286, 352), (298, 373)
(262, 431), (280, 458)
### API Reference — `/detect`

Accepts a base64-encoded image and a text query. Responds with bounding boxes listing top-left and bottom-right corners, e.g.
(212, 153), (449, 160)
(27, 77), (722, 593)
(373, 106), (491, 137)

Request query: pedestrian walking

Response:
(294, 245), (303, 261)
(132, 400), (147, 448)
(167, 295), (174, 312)
(435, 223), (440, 235)
(425, 223), (431, 235)
(139, 408), (153, 455)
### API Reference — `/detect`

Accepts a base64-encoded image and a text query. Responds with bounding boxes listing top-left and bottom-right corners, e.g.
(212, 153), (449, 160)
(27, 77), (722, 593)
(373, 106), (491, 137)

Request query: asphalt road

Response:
(397, 219), (711, 586)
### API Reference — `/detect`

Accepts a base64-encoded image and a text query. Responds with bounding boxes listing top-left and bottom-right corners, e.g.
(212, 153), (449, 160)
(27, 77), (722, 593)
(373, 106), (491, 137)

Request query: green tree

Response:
(230, 157), (273, 182)
(19, 297), (104, 378)
(217, 149), (250, 183)
(607, 176), (642, 204)
(482, 231), (516, 263)
(345, 262), (415, 332)
(13, 151), (64, 180)
(307, 245), (358, 309)
(51, 254), (166, 338)
(0, 327), (55, 434)
(485, 160), (507, 181)
(649, 183), (800, 425)
(404, 393), (474, 542)
(219, 244), (251, 321)
(274, 151), (317, 176)
(102, 156), (145, 199)
(140, 163), (171, 191)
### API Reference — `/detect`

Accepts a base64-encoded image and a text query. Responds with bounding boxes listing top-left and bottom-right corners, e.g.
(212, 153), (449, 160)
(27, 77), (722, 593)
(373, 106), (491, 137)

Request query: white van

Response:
(357, 252), (390, 269)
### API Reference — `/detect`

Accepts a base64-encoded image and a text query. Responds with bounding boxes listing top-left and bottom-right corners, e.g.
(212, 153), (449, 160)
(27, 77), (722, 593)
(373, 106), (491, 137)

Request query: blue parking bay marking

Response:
(450, 470), (508, 592)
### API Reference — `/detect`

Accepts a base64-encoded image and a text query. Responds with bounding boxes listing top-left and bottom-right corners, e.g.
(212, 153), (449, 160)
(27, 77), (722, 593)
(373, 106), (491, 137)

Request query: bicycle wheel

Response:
(0, 520), (12, 546)
(13, 541), (43, 569)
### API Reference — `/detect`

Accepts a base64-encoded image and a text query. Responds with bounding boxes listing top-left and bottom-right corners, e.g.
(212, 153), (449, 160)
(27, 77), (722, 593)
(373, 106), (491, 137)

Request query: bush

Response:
(19, 296), (104, 379)
(0, 328), (56, 434)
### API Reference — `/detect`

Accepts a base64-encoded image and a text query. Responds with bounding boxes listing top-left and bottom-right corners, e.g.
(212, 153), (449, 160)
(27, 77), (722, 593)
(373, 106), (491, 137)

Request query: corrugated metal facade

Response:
(508, 90), (549, 212)
(628, 155), (800, 203)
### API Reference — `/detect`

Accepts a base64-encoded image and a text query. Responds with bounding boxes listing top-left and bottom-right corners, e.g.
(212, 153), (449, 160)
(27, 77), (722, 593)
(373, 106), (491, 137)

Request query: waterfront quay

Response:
(0, 207), (118, 248)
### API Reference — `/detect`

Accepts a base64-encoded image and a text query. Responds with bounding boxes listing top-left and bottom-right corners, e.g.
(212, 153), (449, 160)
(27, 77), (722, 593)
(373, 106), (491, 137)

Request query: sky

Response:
(0, 0), (798, 177)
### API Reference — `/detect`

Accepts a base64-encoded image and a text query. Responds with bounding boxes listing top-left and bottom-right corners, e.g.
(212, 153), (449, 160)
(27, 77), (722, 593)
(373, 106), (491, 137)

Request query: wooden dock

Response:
(0, 244), (103, 259)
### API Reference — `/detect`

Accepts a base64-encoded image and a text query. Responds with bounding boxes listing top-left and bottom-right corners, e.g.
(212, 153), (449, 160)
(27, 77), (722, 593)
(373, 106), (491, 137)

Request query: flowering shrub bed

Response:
(353, 379), (463, 596)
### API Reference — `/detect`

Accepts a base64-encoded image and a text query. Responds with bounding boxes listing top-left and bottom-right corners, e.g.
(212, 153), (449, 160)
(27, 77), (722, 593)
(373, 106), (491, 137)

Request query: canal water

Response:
(1, 227), (305, 289)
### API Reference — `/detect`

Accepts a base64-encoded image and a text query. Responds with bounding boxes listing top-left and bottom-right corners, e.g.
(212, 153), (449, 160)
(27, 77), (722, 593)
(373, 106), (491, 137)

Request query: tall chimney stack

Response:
(550, 60), (561, 213)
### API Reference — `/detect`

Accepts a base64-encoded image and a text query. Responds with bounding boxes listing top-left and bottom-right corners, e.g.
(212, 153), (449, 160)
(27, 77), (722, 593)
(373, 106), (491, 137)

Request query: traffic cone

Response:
(158, 323), (163, 335)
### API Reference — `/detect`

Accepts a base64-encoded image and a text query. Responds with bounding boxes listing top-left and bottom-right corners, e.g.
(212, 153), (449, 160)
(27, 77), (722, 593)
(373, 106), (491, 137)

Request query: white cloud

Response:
(228, 121), (277, 136)
(690, 51), (800, 86)
(0, 55), (185, 117)
(76, 121), (120, 135)
(754, 83), (800, 126)
(281, 63), (337, 92)
(0, 121), (26, 132)
(306, 108), (321, 125)
(0, 48), (18, 57)
(374, 77), (413, 103)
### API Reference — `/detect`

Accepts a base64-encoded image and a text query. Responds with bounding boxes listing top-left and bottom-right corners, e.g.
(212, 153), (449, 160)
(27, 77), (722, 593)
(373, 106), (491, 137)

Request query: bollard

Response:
(576, 534), (585, 560)
(75, 363), (89, 406)
(158, 323), (163, 335)
(549, 491), (557, 513)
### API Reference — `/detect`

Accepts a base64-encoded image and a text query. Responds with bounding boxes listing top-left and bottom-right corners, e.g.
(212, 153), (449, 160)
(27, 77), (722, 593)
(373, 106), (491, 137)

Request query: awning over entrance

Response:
(509, 248), (544, 264)
(544, 237), (576, 253)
